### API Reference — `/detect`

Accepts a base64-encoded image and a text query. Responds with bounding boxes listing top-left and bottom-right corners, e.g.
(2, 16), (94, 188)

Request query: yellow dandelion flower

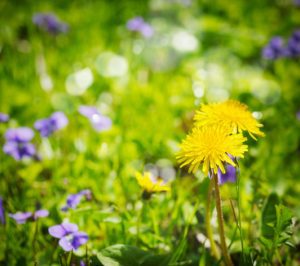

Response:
(194, 100), (264, 139)
(135, 172), (170, 199)
(176, 125), (248, 175)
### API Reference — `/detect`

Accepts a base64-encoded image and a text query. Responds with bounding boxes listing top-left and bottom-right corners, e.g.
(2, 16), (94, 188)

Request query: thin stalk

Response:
(67, 251), (72, 266)
(213, 173), (233, 266)
(205, 178), (219, 259)
(32, 220), (39, 265)
(136, 200), (144, 246)
(236, 173), (245, 263)
(149, 202), (159, 247)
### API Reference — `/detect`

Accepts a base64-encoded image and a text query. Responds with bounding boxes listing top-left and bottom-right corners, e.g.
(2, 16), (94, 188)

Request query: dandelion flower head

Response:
(194, 100), (264, 139)
(135, 172), (170, 195)
(176, 125), (248, 175)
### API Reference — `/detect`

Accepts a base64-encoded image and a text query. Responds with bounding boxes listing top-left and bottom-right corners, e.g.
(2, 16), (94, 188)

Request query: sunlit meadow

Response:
(0, 0), (300, 265)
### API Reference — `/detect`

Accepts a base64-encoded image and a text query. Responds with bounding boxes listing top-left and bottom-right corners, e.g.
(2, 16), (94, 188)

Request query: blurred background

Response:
(0, 0), (300, 265)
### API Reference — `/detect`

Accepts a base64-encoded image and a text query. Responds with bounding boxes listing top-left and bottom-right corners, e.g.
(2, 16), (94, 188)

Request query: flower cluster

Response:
(3, 127), (36, 161)
(79, 106), (112, 132)
(177, 100), (264, 183)
(49, 222), (88, 251)
(9, 209), (49, 224)
(126, 17), (154, 38)
(61, 189), (92, 211)
(262, 30), (300, 60)
(34, 111), (68, 137)
(32, 13), (68, 35)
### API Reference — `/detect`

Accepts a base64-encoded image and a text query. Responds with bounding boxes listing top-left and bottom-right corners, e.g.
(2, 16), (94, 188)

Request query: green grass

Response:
(0, 0), (299, 265)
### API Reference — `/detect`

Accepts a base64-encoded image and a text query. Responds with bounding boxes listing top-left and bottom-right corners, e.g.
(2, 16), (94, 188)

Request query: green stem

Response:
(213, 173), (233, 266)
(32, 220), (39, 265)
(236, 173), (245, 263)
(205, 178), (219, 259)
(67, 251), (72, 266)
(150, 202), (159, 247)
(136, 200), (144, 246)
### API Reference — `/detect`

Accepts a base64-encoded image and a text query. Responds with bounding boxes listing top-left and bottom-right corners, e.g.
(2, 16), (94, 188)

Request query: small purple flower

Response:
(0, 197), (5, 225)
(3, 141), (36, 161)
(49, 222), (78, 238)
(33, 209), (49, 220)
(286, 30), (300, 57)
(61, 189), (92, 211)
(5, 127), (34, 143)
(218, 164), (237, 185)
(3, 127), (36, 161)
(59, 232), (89, 251)
(0, 113), (9, 123)
(126, 16), (154, 38)
(34, 111), (68, 137)
(9, 212), (32, 224)
(80, 260), (86, 266)
(139, 23), (154, 38)
(78, 106), (99, 119)
(78, 106), (111, 132)
(262, 37), (285, 60)
(127, 17), (145, 31)
(9, 209), (49, 224)
(49, 222), (88, 251)
(33, 13), (68, 35)
(296, 110), (300, 120)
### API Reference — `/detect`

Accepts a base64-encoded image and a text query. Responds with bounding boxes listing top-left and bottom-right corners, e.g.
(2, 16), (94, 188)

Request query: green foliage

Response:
(259, 193), (294, 264)
(97, 244), (170, 266)
(0, 0), (299, 265)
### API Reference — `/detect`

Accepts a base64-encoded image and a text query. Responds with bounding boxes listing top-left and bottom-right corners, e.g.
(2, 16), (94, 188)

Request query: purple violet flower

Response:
(9, 209), (49, 224)
(59, 231), (89, 251)
(61, 189), (92, 211)
(126, 16), (154, 38)
(262, 37), (285, 60)
(3, 142), (36, 161)
(218, 164), (237, 185)
(127, 17), (145, 31)
(78, 106), (112, 132)
(3, 127), (36, 161)
(0, 197), (5, 225)
(296, 110), (300, 121)
(49, 222), (78, 238)
(33, 209), (49, 220)
(0, 113), (9, 123)
(286, 30), (300, 57)
(9, 212), (33, 224)
(5, 127), (34, 143)
(34, 111), (68, 137)
(33, 13), (68, 35)
(139, 23), (154, 38)
(49, 222), (88, 251)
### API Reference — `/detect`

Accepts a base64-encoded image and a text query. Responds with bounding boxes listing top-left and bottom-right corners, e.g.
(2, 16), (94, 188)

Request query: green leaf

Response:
(96, 244), (170, 266)
(261, 193), (280, 239)
(275, 204), (293, 234)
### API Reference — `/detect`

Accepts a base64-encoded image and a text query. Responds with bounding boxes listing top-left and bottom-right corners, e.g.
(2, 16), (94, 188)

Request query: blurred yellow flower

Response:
(176, 125), (248, 175)
(135, 172), (170, 198)
(194, 100), (264, 139)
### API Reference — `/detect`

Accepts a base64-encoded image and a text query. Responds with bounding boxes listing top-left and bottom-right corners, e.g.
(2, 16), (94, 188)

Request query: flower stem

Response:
(213, 172), (233, 266)
(236, 173), (245, 263)
(205, 178), (219, 259)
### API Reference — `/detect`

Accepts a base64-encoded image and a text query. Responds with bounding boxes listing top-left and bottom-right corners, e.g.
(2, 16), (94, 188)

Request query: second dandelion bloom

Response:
(194, 100), (264, 139)
(176, 125), (248, 175)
